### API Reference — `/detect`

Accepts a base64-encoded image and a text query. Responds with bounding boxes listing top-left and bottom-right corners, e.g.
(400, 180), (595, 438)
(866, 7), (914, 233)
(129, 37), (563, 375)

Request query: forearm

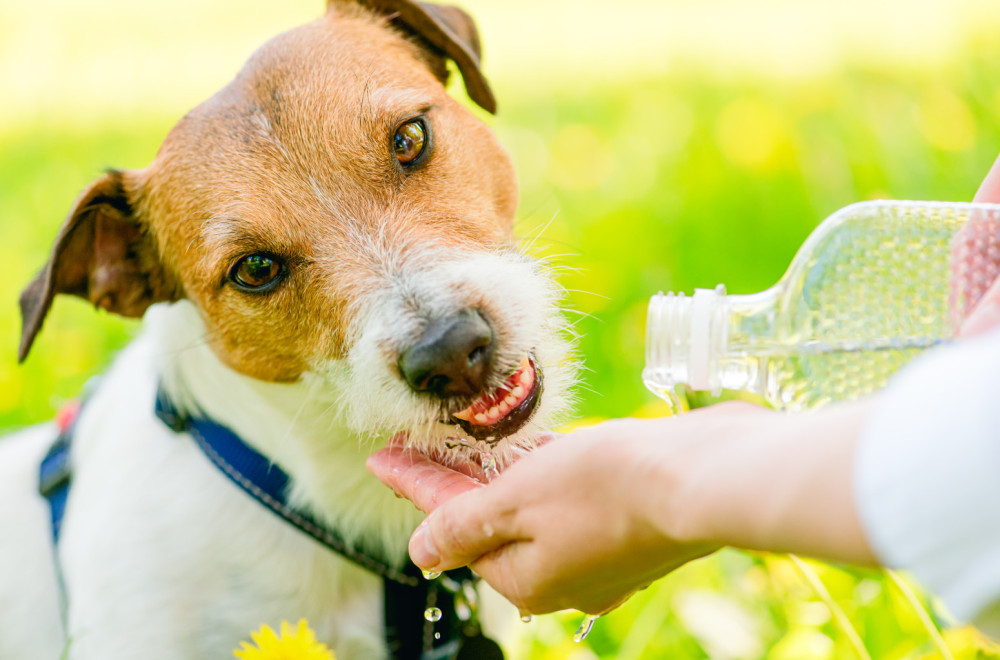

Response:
(661, 401), (878, 565)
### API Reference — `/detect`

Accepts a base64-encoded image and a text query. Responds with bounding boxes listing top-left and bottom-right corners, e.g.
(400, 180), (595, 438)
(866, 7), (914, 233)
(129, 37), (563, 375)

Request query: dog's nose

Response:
(399, 310), (495, 398)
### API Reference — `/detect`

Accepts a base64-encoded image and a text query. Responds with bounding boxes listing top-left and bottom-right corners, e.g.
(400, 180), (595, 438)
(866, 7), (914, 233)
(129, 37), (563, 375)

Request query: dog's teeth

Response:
(511, 385), (524, 399)
(488, 406), (499, 418)
(474, 413), (489, 424)
(504, 394), (517, 406)
(499, 401), (510, 414)
(520, 369), (533, 386)
(452, 408), (472, 421)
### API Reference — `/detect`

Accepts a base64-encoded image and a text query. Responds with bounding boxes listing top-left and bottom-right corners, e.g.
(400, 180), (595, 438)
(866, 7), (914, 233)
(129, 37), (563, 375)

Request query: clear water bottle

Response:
(644, 200), (1000, 411)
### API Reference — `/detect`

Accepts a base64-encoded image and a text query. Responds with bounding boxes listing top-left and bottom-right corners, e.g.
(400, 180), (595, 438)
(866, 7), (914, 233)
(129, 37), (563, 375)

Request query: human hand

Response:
(368, 411), (726, 614)
(368, 401), (874, 615)
(956, 153), (1000, 336)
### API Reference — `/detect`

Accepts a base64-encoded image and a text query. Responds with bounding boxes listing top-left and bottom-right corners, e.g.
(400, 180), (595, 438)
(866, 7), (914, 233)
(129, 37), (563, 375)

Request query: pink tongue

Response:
(950, 214), (1000, 327)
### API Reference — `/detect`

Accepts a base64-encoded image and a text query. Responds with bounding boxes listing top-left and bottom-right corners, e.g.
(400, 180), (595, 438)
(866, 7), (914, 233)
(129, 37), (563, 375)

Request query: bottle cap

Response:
(644, 284), (728, 396)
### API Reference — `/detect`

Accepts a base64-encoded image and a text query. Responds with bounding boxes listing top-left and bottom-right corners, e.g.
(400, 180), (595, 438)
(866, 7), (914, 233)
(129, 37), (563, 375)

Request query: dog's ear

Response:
(18, 170), (181, 362)
(342, 0), (496, 114)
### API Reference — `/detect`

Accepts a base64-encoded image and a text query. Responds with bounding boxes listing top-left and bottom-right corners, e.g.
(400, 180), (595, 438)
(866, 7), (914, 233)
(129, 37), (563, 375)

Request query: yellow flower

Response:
(234, 620), (335, 660)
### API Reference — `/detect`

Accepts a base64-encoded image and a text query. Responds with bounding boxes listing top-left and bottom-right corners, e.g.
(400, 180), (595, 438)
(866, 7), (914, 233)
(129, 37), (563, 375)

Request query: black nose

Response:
(399, 310), (495, 398)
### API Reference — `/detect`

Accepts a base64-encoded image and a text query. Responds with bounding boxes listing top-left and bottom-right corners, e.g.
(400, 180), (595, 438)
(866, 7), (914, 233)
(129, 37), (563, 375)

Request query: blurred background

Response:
(4, 0), (1000, 657)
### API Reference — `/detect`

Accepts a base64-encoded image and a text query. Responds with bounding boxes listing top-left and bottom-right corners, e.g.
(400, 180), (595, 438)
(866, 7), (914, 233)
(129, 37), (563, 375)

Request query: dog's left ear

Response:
(18, 170), (181, 362)
(343, 0), (496, 114)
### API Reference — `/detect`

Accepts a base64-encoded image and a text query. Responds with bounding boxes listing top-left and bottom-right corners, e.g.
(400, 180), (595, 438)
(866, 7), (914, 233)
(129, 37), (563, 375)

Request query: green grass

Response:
(4, 34), (1000, 660)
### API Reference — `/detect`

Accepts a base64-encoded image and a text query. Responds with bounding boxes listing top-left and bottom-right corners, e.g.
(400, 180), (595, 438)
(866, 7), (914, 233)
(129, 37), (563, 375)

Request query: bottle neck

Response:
(644, 285), (779, 397)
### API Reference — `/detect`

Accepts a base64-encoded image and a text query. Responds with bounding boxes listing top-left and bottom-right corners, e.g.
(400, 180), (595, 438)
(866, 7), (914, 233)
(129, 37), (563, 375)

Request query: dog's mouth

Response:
(448, 356), (542, 442)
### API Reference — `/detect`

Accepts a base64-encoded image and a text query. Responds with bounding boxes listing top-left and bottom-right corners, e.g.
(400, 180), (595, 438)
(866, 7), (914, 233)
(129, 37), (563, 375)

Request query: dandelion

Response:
(234, 620), (335, 660)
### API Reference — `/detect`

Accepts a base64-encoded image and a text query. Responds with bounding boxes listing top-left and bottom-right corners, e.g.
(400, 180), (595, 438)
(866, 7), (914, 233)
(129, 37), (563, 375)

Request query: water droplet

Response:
(480, 451), (500, 482)
(424, 607), (442, 622)
(434, 632), (441, 640)
(520, 614), (533, 623)
(644, 381), (687, 417)
(573, 614), (599, 643)
(422, 570), (441, 580)
(665, 390), (685, 416)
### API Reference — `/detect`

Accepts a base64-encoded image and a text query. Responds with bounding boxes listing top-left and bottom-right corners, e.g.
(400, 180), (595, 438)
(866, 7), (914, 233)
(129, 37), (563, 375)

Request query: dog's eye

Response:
(393, 119), (426, 166)
(230, 254), (282, 290)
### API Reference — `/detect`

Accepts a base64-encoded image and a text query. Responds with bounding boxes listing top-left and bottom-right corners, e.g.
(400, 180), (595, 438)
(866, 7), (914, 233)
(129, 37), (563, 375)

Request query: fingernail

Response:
(410, 524), (440, 569)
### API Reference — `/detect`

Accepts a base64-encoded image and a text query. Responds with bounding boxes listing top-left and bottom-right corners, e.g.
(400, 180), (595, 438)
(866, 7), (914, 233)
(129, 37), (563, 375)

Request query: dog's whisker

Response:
(517, 209), (560, 254)
(280, 376), (321, 448)
(157, 331), (216, 357)
(558, 306), (601, 321)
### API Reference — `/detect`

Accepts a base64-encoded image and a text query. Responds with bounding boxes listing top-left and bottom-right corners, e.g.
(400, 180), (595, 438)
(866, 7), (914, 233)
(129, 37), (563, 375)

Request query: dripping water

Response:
(480, 451), (500, 482)
(445, 433), (502, 483)
(646, 382), (686, 417)
(573, 615), (599, 643)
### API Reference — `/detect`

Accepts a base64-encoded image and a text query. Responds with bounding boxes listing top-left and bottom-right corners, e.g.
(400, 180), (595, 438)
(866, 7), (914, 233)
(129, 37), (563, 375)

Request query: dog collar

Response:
(152, 387), (503, 660)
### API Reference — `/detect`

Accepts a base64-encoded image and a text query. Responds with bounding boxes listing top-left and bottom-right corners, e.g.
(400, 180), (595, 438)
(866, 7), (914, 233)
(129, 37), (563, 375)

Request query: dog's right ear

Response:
(342, 0), (496, 114)
(18, 170), (181, 363)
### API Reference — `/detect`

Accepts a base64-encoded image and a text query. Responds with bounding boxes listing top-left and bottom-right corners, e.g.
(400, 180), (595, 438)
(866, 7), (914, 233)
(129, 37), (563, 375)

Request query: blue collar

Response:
(39, 387), (503, 660)
(153, 388), (421, 586)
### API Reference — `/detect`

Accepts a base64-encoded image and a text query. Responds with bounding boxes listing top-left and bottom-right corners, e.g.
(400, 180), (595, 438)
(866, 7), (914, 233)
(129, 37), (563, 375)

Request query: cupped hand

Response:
(367, 404), (768, 615)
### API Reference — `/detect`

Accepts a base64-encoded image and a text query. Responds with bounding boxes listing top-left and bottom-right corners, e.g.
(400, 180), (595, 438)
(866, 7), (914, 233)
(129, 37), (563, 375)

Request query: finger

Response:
(973, 153), (1000, 203)
(959, 275), (1000, 337)
(409, 485), (521, 571)
(955, 155), (1000, 333)
(367, 446), (482, 513)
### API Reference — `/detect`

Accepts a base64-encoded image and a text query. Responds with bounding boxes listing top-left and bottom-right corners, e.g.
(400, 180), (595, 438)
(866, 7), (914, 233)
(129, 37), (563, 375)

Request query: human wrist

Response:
(648, 403), (773, 549)
(666, 401), (877, 564)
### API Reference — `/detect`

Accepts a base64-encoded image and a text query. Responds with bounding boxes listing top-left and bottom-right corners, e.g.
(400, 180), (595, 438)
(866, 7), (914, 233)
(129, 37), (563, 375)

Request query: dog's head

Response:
(19, 0), (576, 459)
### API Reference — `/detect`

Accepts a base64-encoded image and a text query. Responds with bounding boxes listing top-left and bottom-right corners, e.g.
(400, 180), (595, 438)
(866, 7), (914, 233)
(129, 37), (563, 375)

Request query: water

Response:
(424, 607), (443, 622)
(729, 341), (933, 411)
(645, 384), (685, 416)
(573, 615), (599, 643)
(422, 570), (441, 580)
(750, 342), (932, 410)
(445, 433), (502, 482)
(520, 614), (533, 623)
(647, 340), (940, 412)
(480, 451), (500, 482)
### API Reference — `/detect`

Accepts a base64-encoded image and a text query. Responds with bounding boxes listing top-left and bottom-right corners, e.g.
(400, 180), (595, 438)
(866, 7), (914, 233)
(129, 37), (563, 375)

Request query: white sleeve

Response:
(855, 327), (1000, 630)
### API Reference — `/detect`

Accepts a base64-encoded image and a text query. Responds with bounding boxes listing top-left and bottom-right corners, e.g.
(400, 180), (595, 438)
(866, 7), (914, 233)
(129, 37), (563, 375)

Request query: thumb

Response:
(409, 485), (520, 572)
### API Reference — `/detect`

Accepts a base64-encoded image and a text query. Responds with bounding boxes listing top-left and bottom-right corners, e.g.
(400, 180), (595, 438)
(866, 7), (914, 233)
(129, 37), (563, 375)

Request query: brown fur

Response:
(20, 1), (518, 384)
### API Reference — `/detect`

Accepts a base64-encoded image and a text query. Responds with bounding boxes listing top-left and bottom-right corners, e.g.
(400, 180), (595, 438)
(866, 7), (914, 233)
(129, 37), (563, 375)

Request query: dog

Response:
(0, 1), (576, 657)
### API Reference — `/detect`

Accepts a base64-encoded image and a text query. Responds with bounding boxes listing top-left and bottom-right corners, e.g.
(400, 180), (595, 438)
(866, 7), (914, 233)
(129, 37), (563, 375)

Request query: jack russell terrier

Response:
(0, 1), (576, 658)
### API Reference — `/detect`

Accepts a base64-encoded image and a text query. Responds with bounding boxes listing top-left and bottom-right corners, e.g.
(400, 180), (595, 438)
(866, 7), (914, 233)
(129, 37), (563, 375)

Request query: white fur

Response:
(0, 243), (575, 658)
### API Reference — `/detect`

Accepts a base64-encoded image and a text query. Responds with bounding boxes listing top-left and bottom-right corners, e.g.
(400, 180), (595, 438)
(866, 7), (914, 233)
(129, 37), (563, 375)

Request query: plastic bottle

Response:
(643, 200), (1000, 411)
